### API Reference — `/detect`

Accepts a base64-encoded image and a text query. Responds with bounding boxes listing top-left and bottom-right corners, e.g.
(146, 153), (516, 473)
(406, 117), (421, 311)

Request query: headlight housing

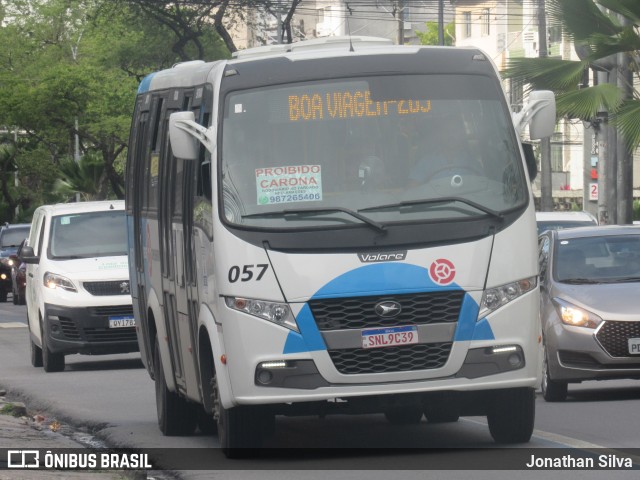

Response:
(479, 277), (537, 318)
(552, 298), (602, 329)
(225, 297), (298, 332)
(43, 272), (77, 292)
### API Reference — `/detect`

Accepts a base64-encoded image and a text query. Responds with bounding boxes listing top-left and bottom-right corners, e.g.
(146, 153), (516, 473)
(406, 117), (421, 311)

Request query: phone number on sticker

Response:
(269, 193), (321, 204)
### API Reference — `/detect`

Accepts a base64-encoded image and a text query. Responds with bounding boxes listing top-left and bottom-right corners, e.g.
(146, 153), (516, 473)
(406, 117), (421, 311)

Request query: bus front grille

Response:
(328, 342), (452, 375)
(309, 291), (465, 331)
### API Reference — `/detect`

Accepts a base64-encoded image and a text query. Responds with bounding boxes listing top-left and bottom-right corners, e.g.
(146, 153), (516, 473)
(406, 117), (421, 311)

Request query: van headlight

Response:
(479, 277), (537, 318)
(43, 272), (77, 292)
(225, 297), (298, 332)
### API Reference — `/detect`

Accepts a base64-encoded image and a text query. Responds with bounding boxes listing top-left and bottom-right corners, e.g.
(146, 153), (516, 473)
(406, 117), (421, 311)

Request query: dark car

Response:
(0, 223), (30, 302)
(538, 225), (640, 401)
(10, 239), (27, 305)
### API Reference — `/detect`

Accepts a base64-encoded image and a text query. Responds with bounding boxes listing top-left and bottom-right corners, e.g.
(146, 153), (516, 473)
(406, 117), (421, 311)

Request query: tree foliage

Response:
(504, 0), (640, 149)
(0, 0), (229, 223)
(416, 21), (455, 47)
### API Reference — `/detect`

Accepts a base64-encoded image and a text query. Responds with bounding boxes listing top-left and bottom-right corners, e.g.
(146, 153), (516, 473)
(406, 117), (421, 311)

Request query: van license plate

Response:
(362, 325), (418, 349)
(628, 338), (640, 355)
(109, 316), (136, 328)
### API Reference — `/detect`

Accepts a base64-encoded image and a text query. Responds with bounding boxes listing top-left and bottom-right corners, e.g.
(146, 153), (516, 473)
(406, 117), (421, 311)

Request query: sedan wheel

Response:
(541, 341), (568, 402)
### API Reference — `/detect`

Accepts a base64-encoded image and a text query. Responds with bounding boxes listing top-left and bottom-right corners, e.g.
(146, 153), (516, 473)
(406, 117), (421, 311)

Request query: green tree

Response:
(416, 21), (455, 46)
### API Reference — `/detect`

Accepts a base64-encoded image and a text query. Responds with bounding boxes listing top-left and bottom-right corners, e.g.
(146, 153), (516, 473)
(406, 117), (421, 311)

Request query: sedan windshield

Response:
(49, 211), (127, 259)
(221, 74), (526, 229)
(554, 235), (640, 283)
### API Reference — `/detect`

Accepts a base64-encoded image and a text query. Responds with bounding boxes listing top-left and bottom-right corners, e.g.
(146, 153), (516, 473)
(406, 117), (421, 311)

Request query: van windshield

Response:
(221, 74), (526, 229)
(49, 211), (127, 259)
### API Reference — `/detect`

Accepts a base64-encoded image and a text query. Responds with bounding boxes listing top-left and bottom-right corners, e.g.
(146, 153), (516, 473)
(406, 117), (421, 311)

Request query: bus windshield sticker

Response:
(255, 165), (323, 205)
(234, 103), (244, 114)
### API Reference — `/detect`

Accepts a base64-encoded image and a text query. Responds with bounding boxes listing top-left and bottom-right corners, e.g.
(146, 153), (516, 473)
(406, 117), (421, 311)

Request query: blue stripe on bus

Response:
(137, 73), (156, 94)
(284, 263), (495, 354)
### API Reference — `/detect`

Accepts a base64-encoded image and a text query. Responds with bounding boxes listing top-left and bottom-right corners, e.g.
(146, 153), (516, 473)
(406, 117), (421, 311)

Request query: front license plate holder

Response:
(361, 325), (418, 349)
(628, 337), (640, 355)
(108, 316), (136, 328)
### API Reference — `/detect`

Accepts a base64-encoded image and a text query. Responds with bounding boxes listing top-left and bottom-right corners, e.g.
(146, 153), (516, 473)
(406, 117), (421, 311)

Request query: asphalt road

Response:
(1, 300), (640, 480)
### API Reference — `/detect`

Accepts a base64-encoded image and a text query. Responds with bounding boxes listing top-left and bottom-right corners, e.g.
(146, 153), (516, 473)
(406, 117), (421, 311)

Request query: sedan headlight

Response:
(225, 297), (298, 332)
(552, 298), (602, 329)
(479, 277), (537, 318)
(43, 272), (77, 292)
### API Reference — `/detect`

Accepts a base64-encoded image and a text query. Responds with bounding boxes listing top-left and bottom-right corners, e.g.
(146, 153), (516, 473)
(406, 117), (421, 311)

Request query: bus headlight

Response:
(225, 297), (298, 332)
(43, 272), (77, 292)
(479, 277), (536, 318)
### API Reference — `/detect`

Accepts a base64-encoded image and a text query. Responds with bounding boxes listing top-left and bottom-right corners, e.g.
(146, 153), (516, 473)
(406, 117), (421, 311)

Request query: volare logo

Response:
(358, 251), (407, 263)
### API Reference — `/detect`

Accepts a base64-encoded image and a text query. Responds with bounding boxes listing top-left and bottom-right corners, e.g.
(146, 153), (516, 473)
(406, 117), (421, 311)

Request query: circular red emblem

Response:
(429, 258), (456, 285)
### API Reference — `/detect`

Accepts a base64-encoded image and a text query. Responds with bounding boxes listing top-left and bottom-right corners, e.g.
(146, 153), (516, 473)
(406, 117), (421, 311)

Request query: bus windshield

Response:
(221, 74), (526, 229)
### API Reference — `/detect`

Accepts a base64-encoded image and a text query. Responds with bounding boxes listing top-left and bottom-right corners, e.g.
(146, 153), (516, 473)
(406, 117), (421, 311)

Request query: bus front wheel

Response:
(487, 387), (535, 444)
(154, 336), (197, 436)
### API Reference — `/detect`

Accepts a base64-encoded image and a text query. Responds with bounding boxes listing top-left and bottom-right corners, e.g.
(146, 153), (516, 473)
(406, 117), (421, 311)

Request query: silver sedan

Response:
(538, 225), (640, 401)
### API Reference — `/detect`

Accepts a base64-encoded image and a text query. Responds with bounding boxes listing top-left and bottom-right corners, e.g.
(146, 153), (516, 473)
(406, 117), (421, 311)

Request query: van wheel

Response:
(487, 387), (535, 444)
(153, 337), (197, 435)
(12, 291), (18, 305)
(42, 331), (65, 372)
(212, 376), (264, 457)
(29, 331), (43, 368)
(384, 406), (424, 425)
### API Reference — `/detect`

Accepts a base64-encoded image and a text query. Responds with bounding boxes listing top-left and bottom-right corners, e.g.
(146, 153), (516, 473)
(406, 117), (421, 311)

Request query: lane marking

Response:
(0, 322), (28, 328)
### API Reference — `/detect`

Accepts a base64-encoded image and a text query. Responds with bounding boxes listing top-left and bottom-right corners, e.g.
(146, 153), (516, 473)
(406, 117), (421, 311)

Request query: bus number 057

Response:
(228, 264), (269, 283)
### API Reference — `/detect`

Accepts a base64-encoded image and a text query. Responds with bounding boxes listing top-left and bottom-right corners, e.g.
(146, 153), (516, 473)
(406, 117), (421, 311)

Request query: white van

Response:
(21, 200), (137, 372)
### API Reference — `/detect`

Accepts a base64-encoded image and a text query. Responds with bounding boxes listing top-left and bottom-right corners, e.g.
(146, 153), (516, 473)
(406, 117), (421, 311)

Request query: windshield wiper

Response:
(606, 276), (640, 283)
(358, 197), (504, 221)
(242, 207), (387, 233)
(559, 278), (601, 284)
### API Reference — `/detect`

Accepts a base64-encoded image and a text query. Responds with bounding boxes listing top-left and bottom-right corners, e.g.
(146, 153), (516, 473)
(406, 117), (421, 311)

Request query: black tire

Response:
(153, 337), (197, 436)
(197, 406), (217, 434)
(0, 290), (7, 302)
(42, 329), (65, 373)
(384, 406), (424, 425)
(12, 290), (18, 305)
(213, 377), (266, 457)
(487, 387), (535, 444)
(541, 343), (568, 402)
(30, 332), (43, 368)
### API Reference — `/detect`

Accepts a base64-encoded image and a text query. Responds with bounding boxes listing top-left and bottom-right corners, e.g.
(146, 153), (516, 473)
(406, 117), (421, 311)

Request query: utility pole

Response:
(397, 0), (404, 45)
(438, 0), (444, 45)
(538, 0), (553, 211)
(617, 14), (633, 224)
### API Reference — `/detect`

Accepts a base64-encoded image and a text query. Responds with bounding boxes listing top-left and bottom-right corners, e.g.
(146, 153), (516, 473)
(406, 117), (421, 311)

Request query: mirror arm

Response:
(174, 120), (215, 153)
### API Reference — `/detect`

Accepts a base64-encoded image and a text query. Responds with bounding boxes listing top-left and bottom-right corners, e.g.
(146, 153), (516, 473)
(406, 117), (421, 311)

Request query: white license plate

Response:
(628, 338), (640, 355)
(362, 325), (418, 349)
(109, 316), (136, 328)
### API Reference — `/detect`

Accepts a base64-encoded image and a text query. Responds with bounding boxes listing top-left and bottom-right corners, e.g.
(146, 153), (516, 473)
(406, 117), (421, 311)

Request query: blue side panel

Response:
(472, 318), (495, 341)
(137, 73), (156, 94)
(284, 304), (327, 354)
(285, 263), (495, 354)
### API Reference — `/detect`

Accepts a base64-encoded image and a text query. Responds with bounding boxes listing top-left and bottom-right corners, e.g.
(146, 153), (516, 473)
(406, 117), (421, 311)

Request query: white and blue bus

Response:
(125, 37), (555, 455)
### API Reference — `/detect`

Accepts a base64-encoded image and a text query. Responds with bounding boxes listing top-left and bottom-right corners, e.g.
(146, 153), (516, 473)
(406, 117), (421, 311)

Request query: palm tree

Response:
(504, 0), (640, 223)
(53, 154), (106, 202)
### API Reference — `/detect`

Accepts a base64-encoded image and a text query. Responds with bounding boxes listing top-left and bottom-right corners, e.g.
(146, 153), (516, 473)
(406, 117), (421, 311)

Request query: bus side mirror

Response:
(20, 245), (39, 265)
(169, 111), (200, 161)
(513, 90), (556, 139)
